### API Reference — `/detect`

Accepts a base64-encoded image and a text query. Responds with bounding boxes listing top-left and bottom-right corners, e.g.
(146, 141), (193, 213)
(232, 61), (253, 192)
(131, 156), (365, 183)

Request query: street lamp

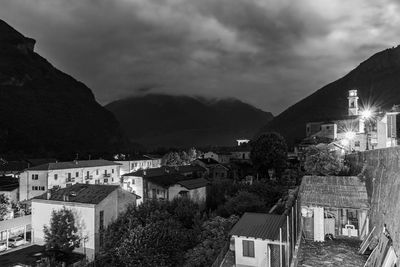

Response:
(361, 108), (374, 150)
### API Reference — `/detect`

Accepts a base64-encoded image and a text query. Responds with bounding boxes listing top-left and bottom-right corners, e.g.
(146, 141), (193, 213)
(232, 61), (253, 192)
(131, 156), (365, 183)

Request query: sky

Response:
(1, 0), (400, 114)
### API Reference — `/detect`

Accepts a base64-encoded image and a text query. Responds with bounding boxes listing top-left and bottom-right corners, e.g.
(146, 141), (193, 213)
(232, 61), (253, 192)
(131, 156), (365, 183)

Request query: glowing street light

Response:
(361, 109), (373, 119)
(345, 131), (356, 140)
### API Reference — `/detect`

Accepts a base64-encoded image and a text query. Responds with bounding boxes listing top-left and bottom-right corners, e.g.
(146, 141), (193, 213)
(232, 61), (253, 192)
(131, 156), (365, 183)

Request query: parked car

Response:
(8, 236), (25, 248)
(0, 241), (7, 252)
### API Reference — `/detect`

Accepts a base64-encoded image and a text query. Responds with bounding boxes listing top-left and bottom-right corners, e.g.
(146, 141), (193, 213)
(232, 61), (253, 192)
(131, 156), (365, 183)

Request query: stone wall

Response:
(346, 147), (400, 257)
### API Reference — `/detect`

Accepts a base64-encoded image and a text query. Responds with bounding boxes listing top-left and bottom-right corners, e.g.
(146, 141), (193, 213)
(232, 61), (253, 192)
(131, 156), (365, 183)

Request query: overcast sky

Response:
(1, 0), (399, 114)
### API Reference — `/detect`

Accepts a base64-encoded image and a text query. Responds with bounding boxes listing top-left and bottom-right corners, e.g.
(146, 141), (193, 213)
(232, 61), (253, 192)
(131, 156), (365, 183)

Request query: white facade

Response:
(20, 163), (121, 201)
(233, 235), (281, 267)
(31, 188), (136, 260)
(121, 175), (144, 205)
(116, 158), (162, 176)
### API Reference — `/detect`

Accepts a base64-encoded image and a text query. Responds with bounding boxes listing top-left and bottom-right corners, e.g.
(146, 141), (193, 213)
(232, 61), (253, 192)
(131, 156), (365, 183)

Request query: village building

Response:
(0, 176), (19, 203)
(115, 155), (162, 176)
(203, 151), (232, 164)
(193, 158), (230, 179)
(121, 166), (208, 205)
(19, 160), (122, 201)
(31, 184), (138, 260)
(299, 175), (369, 241)
(230, 212), (287, 267)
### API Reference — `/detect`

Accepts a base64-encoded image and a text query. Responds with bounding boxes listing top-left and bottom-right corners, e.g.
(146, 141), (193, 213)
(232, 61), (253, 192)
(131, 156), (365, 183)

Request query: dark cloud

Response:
(1, 0), (399, 114)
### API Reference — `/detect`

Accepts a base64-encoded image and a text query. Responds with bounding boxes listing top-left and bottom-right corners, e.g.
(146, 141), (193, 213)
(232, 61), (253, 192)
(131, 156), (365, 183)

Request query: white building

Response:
(230, 213), (287, 267)
(122, 167), (207, 205)
(31, 184), (138, 260)
(19, 160), (121, 201)
(115, 155), (162, 176)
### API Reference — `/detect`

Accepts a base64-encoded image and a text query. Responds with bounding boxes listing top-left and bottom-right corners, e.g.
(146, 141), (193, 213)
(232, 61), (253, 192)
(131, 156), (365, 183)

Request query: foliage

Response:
(162, 148), (201, 166)
(183, 215), (239, 267)
(43, 206), (81, 252)
(0, 194), (10, 221)
(112, 211), (195, 266)
(207, 179), (284, 214)
(304, 145), (344, 175)
(217, 191), (266, 217)
(101, 199), (202, 267)
(250, 132), (288, 178)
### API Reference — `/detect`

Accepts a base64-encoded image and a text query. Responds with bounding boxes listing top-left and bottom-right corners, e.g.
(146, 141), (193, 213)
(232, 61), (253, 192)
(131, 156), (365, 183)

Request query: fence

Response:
(270, 198), (302, 267)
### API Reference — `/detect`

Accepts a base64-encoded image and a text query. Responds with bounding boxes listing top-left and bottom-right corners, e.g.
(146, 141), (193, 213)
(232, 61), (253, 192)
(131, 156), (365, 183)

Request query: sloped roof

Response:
(26, 160), (121, 171)
(230, 213), (285, 241)
(0, 176), (19, 191)
(177, 178), (209, 189)
(123, 165), (205, 177)
(33, 184), (120, 204)
(196, 158), (219, 165)
(299, 176), (369, 209)
(146, 173), (189, 187)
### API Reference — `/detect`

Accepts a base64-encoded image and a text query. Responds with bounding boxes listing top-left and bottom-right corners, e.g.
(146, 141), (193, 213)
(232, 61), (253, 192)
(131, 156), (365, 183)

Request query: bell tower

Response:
(348, 89), (359, 116)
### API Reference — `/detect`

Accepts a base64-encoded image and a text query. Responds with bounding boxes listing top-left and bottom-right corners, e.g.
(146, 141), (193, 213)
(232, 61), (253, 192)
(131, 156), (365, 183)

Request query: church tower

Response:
(348, 89), (359, 116)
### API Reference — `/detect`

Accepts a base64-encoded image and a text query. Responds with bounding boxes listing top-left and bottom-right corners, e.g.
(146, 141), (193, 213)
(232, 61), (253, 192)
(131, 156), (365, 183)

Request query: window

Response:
(86, 171), (89, 177)
(355, 141), (360, 147)
(40, 186), (45, 190)
(131, 179), (135, 184)
(32, 186), (35, 190)
(131, 163), (134, 169)
(76, 172), (79, 177)
(104, 178), (108, 183)
(32, 174), (38, 180)
(112, 168), (114, 174)
(242, 240), (255, 257)
(95, 180), (100, 185)
(67, 173), (71, 179)
(96, 169), (99, 175)
(54, 174), (58, 180)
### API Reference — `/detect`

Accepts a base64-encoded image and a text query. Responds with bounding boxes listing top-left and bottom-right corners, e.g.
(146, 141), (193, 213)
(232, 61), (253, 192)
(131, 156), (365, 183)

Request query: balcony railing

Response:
(85, 175), (93, 180)
(103, 173), (111, 178)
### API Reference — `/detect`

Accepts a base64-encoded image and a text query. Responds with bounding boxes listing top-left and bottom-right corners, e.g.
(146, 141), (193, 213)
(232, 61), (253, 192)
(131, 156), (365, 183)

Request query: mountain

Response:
(106, 94), (273, 148)
(0, 20), (124, 156)
(259, 45), (400, 147)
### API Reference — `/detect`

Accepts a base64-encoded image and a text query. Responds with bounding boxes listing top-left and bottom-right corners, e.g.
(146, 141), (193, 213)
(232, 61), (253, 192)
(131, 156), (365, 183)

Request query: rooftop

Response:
(145, 173), (190, 187)
(0, 176), (19, 191)
(33, 184), (120, 204)
(177, 178), (209, 189)
(230, 212), (285, 241)
(299, 176), (369, 209)
(123, 165), (205, 177)
(26, 159), (121, 171)
(196, 158), (219, 165)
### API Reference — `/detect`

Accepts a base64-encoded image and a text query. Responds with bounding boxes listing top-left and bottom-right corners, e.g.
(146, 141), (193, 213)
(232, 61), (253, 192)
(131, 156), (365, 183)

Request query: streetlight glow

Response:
(345, 131), (356, 140)
(361, 109), (372, 119)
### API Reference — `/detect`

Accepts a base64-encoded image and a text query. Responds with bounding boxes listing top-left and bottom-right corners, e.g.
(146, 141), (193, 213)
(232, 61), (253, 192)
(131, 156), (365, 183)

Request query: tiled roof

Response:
(25, 160), (121, 171)
(0, 176), (19, 191)
(123, 165), (205, 177)
(145, 174), (189, 187)
(177, 178), (209, 189)
(196, 158), (219, 165)
(299, 176), (369, 209)
(33, 184), (120, 204)
(230, 213), (285, 240)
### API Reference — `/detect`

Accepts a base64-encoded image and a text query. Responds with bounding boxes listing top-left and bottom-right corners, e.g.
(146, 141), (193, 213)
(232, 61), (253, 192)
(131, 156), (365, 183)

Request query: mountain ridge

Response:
(106, 94), (273, 148)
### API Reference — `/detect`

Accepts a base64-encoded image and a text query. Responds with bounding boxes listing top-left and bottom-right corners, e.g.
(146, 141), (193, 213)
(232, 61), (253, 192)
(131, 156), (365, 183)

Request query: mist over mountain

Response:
(259, 45), (400, 147)
(0, 20), (125, 157)
(106, 94), (273, 148)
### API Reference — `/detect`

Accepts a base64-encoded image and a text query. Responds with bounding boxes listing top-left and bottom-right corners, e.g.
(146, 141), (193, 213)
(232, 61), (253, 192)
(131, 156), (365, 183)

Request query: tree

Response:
(250, 132), (288, 178)
(43, 206), (81, 252)
(0, 194), (10, 221)
(217, 191), (266, 217)
(162, 152), (183, 166)
(183, 215), (239, 267)
(304, 144), (343, 175)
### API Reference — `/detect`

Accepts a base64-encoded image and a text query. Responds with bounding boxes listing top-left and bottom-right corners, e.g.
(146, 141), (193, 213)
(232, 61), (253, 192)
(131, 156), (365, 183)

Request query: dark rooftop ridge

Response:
(25, 159), (121, 171)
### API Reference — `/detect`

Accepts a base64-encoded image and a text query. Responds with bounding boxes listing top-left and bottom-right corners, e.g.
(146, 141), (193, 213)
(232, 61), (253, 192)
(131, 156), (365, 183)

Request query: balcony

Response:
(103, 173), (111, 178)
(85, 175), (93, 180)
